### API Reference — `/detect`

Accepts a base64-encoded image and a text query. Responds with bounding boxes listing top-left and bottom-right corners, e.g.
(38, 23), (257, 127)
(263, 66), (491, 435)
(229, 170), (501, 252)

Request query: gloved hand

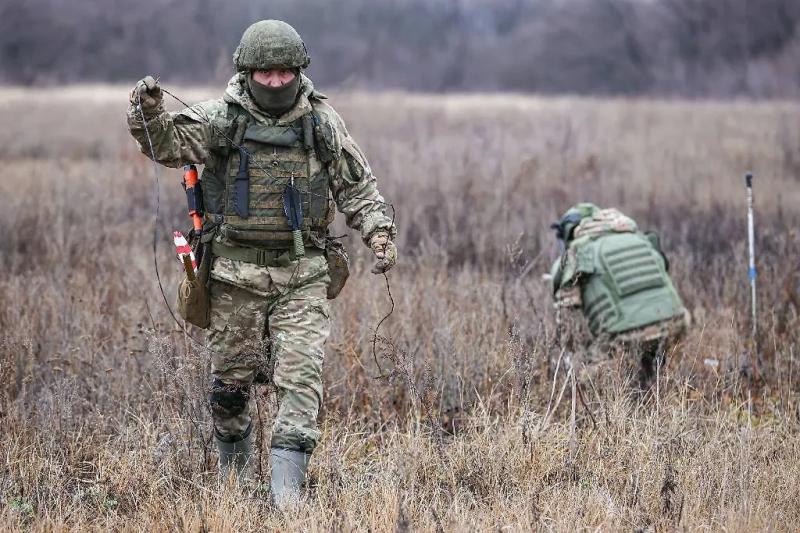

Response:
(129, 75), (163, 116)
(369, 231), (397, 274)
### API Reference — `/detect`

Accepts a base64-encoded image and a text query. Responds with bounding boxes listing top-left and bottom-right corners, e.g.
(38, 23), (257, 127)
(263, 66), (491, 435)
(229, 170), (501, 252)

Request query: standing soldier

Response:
(548, 203), (688, 387)
(126, 20), (397, 505)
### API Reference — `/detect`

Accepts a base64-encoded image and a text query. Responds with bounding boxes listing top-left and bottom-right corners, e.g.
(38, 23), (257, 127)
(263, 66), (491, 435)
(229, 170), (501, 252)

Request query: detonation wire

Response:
(138, 86), (397, 372)
(371, 271), (394, 377)
(137, 92), (200, 347)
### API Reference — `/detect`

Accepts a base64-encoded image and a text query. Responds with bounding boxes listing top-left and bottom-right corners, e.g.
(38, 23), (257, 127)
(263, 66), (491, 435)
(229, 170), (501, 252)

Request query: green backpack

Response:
(559, 231), (685, 336)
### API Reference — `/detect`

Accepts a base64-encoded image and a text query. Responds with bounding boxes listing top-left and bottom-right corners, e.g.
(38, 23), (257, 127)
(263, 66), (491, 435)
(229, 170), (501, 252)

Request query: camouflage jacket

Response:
(126, 73), (395, 245)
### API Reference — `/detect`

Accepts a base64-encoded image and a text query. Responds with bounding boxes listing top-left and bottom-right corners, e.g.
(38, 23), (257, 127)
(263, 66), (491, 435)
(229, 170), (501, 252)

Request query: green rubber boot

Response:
(216, 425), (253, 482)
(270, 448), (310, 509)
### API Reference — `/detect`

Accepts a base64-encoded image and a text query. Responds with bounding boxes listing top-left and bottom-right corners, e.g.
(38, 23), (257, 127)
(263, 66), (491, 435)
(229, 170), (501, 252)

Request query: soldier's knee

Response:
(209, 378), (250, 419)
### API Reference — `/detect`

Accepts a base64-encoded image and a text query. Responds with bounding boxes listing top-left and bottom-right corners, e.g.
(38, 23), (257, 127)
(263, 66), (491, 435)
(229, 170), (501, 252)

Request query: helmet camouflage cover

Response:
(233, 20), (311, 71)
(551, 202), (600, 242)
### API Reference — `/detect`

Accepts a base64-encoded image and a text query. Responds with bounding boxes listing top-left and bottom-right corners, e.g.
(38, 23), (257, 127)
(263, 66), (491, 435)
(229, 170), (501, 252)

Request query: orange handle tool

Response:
(183, 164), (203, 233)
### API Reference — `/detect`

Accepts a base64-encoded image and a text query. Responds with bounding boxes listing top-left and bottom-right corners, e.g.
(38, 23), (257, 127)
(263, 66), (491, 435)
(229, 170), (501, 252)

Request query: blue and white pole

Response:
(745, 172), (757, 347)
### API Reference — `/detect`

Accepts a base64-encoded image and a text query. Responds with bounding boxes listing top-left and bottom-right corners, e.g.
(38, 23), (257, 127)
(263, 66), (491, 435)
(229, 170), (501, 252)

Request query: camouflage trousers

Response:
(206, 253), (330, 453)
(584, 313), (689, 388)
(559, 310), (689, 388)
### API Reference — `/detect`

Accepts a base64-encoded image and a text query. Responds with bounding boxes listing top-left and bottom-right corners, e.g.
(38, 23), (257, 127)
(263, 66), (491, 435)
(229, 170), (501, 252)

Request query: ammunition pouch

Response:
(176, 228), (215, 329)
(325, 239), (349, 299)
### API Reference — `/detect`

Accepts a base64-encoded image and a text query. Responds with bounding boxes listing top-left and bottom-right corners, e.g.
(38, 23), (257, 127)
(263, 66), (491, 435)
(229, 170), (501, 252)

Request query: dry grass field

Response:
(1, 86), (800, 531)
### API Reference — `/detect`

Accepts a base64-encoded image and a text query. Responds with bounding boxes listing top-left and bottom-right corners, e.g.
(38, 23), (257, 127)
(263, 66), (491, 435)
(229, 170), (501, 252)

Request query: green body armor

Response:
(201, 104), (334, 251)
(572, 232), (684, 336)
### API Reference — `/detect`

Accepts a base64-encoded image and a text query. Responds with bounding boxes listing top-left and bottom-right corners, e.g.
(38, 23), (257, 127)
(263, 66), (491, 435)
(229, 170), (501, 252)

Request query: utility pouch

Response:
(325, 239), (350, 299)
(176, 228), (215, 328)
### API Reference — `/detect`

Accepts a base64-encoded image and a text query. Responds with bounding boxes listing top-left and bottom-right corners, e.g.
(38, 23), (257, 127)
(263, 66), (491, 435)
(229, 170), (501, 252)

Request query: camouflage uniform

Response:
(127, 70), (395, 455)
(550, 205), (688, 386)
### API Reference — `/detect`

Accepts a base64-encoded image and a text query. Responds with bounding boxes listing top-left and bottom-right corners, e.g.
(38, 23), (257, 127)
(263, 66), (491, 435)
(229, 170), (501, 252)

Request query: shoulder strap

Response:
(211, 103), (250, 217)
(644, 231), (670, 272)
(207, 102), (247, 154)
(227, 103), (250, 147)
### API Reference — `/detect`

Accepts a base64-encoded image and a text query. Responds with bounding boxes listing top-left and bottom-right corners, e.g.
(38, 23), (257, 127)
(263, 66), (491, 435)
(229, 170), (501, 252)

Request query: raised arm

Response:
(126, 76), (219, 168)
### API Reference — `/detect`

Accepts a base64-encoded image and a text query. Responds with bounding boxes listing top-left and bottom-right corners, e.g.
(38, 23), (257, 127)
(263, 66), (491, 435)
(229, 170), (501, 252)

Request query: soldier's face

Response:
(252, 69), (296, 87)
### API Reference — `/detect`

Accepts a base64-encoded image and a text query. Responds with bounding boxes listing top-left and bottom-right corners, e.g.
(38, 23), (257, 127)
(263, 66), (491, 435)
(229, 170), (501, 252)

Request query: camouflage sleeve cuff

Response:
(555, 285), (582, 308)
(361, 212), (397, 244)
(127, 105), (164, 134)
(127, 100), (166, 124)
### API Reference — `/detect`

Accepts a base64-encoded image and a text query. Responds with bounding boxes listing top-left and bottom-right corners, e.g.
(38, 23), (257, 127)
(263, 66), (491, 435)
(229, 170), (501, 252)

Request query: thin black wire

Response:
(371, 272), (394, 377)
(137, 92), (199, 344)
(139, 85), (397, 372)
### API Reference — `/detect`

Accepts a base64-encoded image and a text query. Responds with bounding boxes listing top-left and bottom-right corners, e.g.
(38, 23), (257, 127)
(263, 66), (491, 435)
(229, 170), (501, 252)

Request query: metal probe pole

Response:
(745, 172), (757, 351)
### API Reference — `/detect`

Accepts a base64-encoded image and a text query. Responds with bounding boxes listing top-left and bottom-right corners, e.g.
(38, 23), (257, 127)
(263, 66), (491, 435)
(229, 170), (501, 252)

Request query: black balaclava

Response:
(247, 71), (301, 117)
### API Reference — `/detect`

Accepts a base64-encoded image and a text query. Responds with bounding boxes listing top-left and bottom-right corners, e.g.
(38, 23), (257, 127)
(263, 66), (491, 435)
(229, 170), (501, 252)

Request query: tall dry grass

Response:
(0, 86), (799, 531)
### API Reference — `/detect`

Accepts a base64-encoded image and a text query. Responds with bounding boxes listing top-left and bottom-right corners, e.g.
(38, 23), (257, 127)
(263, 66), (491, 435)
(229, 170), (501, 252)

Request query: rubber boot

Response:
(216, 425), (253, 483)
(270, 448), (310, 509)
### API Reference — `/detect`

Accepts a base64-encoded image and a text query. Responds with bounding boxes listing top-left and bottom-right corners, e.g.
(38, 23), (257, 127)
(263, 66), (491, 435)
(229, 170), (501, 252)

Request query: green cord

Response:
(292, 229), (305, 257)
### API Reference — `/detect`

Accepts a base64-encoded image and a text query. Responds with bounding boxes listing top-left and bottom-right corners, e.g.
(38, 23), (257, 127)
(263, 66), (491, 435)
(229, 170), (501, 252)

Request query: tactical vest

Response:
(573, 232), (685, 336)
(201, 103), (334, 251)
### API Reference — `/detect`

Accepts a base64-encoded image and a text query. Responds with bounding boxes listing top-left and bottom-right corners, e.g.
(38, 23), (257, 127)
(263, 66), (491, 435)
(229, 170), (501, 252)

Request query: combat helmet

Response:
(233, 20), (310, 71)
(551, 202), (600, 242)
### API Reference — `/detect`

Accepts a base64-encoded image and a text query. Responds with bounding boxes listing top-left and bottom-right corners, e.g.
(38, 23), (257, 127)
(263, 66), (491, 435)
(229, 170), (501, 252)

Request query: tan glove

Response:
(129, 75), (163, 116)
(369, 231), (397, 274)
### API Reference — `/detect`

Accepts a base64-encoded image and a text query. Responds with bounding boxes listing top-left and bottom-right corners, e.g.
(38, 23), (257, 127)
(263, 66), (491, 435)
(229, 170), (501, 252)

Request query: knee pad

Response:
(209, 378), (250, 419)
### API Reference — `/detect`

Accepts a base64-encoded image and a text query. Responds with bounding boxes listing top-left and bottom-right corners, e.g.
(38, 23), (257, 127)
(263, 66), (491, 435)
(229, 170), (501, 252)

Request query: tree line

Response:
(1, 0), (798, 97)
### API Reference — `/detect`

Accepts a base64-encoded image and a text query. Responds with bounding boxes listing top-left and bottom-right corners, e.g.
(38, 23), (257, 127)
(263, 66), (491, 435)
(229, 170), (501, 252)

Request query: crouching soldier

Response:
(548, 203), (689, 387)
(126, 20), (397, 506)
